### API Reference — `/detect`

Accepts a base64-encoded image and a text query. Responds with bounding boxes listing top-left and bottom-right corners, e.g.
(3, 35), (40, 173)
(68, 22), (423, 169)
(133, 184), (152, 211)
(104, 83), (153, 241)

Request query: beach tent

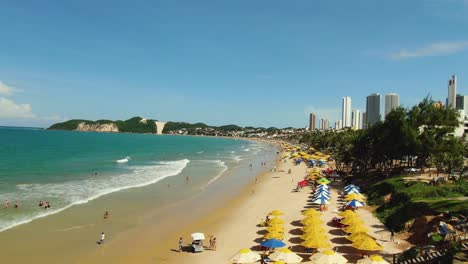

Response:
(309, 249), (348, 264)
(230, 248), (262, 263)
(269, 210), (284, 216)
(346, 200), (365, 207)
(191, 233), (205, 241)
(269, 248), (303, 263)
(260, 238), (286, 248)
(356, 255), (390, 264)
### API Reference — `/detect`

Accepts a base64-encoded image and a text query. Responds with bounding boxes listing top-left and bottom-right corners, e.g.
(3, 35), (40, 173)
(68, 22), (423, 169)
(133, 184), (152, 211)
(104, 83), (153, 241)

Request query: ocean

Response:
(0, 127), (273, 233)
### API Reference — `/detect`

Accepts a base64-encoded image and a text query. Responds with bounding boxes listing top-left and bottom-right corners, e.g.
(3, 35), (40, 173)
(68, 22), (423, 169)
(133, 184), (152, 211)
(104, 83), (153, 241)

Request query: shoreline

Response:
(0, 136), (279, 263)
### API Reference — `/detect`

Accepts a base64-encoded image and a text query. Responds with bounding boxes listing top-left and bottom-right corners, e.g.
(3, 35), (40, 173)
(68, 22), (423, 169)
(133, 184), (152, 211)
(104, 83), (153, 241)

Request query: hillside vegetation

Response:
(48, 117), (157, 133)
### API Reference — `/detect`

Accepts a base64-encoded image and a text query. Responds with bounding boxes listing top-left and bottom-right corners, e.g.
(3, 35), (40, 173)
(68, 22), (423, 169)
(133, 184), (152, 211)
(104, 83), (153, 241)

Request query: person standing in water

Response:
(186, 175), (190, 184)
(5, 200), (9, 208)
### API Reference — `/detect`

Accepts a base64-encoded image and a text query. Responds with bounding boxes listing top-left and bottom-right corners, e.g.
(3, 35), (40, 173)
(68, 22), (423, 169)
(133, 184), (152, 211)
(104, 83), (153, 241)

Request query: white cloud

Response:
(0, 97), (35, 118)
(389, 41), (468, 60)
(0, 81), (16, 95)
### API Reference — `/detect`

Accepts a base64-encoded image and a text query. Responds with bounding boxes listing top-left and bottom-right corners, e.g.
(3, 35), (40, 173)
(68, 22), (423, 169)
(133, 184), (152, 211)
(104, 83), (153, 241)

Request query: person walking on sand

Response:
(390, 230), (395, 242)
(178, 237), (183, 252)
(212, 237), (217, 251)
(99, 232), (105, 244)
(209, 235), (213, 249)
(104, 211), (109, 219)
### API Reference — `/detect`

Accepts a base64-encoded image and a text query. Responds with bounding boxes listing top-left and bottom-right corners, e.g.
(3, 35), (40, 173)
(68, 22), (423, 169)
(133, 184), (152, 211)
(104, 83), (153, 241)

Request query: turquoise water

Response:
(0, 127), (265, 232)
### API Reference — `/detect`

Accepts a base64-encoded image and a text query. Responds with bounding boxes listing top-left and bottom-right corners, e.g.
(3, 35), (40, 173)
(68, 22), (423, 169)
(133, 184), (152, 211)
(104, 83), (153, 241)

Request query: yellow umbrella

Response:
(338, 210), (358, 218)
(230, 248), (261, 263)
(302, 209), (321, 216)
(266, 226), (285, 233)
(309, 249), (348, 264)
(356, 255), (390, 264)
(300, 232), (328, 241)
(269, 210), (285, 216)
(340, 217), (364, 225)
(352, 238), (383, 251)
(347, 232), (375, 242)
(302, 225), (326, 233)
(345, 193), (365, 202)
(301, 217), (323, 226)
(344, 224), (369, 234)
(301, 238), (331, 249)
(274, 262), (286, 264)
(264, 232), (284, 240)
(269, 248), (303, 263)
(269, 218), (285, 225)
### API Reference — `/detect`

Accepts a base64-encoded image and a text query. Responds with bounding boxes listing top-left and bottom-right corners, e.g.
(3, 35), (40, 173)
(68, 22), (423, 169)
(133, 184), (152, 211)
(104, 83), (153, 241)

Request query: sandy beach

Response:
(158, 152), (412, 264)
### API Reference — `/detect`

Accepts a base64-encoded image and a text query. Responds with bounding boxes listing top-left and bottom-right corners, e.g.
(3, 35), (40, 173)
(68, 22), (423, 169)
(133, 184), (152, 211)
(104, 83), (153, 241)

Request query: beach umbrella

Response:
(269, 210), (284, 216)
(338, 210), (358, 218)
(309, 249), (348, 264)
(260, 238), (286, 249)
(191, 232), (205, 240)
(302, 225), (326, 234)
(266, 226), (285, 233)
(313, 193), (331, 200)
(356, 255), (390, 264)
(345, 188), (361, 195)
(269, 218), (285, 225)
(314, 188), (330, 194)
(344, 224), (369, 234)
(312, 197), (330, 205)
(274, 262), (286, 264)
(302, 208), (321, 216)
(347, 232), (375, 243)
(301, 238), (331, 249)
(301, 217), (323, 226)
(300, 232), (328, 241)
(264, 232), (284, 240)
(269, 248), (303, 263)
(230, 248), (262, 263)
(352, 238), (383, 251)
(340, 217), (364, 226)
(316, 178), (331, 185)
(345, 193), (365, 202)
(346, 200), (365, 207)
(344, 184), (359, 189)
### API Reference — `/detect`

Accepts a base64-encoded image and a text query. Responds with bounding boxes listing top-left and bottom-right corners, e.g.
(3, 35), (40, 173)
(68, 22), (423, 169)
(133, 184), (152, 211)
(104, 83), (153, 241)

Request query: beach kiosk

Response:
(191, 232), (205, 253)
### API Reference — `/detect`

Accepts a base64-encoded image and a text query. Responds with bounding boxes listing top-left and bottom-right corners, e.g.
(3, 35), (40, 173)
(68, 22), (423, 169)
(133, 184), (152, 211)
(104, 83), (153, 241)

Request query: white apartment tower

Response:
(447, 75), (457, 109)
(351, 109), (361, 130)
(385, 93), (400, 116)
(342, 96), (352, 128)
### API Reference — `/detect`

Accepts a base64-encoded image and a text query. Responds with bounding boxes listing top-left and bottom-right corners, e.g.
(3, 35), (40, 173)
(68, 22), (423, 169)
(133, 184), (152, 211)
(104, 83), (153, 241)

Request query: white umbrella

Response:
(345, 188), (361, 195)
(191, 232), (205, 240)
(309, 249), (348, 264)
(356, 255), (390, 264)
(230, 249), (261, 263)
(269, 248), (303, 263)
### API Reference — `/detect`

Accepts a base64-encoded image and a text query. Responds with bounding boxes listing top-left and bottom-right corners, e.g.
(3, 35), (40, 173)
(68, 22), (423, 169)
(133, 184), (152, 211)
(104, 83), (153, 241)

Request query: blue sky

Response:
(1, 0), (468, 128)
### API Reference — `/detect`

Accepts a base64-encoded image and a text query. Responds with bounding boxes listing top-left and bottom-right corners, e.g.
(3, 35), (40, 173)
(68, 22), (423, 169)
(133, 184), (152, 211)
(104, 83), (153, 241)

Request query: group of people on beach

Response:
(38, 200), (51, 209)
(4, 199), (19, 208)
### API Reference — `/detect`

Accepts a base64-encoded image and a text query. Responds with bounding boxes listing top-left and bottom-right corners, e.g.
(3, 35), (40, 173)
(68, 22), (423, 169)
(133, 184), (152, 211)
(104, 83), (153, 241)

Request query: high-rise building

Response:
(447, 75), (457, 109)
(324, 119), (330, 130)
(366, 93), (381, 126)
(385, 93), (400, 117)
(362, 112), (367, 129)
(351, 109), (361, 130)
(456, 94), (468, 118)
(342, 96), (352, 128)
(309, 113), (316, 131)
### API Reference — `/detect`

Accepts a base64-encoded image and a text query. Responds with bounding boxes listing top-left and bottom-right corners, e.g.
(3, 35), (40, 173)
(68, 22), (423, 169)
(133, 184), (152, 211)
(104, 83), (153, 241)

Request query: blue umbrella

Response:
(314, 190), (330, 196)
(344, 184), (359, 190)
(346, 199), (365, 207)
(313, 194), (330, 201)
(316, 186), (330, 191)
(260, 239), (286, 248)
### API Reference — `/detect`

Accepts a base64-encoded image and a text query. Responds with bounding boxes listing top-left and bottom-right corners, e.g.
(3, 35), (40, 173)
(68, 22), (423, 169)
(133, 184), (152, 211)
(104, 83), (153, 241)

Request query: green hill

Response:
(48, 117), (157, 134)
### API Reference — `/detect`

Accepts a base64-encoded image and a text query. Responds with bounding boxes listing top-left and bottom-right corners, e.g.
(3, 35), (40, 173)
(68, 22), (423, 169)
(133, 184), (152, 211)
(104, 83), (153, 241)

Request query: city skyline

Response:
(0, 1), (468, 128)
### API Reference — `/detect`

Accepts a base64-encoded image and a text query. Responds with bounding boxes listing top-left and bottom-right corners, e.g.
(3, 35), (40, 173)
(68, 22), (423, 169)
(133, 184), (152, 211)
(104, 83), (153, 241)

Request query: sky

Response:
(1, 0), (468, 128)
